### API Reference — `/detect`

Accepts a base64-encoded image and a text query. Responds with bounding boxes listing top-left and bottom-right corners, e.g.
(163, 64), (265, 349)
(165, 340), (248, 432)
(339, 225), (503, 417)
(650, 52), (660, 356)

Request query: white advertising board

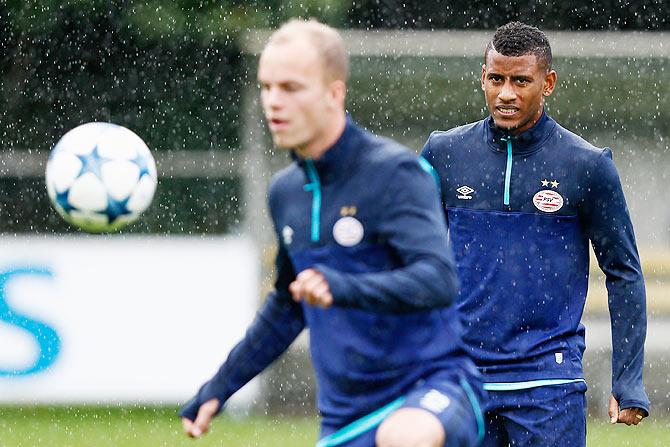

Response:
(0, 236), (259, 404)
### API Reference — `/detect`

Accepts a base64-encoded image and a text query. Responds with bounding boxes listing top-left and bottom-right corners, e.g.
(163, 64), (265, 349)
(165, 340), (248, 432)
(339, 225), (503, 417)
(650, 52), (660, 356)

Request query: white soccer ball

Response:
(46, 122), (158, 233)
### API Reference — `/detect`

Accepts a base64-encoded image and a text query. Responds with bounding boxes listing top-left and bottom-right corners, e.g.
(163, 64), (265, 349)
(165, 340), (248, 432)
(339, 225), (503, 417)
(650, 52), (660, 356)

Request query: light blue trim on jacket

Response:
(303, 159), (322, 242)
(484, 378), (586, 391)
(502, 137), (513, 206)
(418, 156), (441, 192)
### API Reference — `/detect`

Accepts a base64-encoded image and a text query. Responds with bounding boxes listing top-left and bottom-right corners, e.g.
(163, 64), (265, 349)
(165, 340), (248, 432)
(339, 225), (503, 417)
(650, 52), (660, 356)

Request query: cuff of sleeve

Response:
(618, 398), (650, 417)
(179, 397), (201, 421)
(199, 382), (226, 414)
(179, 381), (226, 421)
(314, 264), (352, 306)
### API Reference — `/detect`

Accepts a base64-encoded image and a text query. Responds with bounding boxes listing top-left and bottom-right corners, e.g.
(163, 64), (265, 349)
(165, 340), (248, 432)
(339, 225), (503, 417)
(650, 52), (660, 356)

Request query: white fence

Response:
(0, 236), (259, 405)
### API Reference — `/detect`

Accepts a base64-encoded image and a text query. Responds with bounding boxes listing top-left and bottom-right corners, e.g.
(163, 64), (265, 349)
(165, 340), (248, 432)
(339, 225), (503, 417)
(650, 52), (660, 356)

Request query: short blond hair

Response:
(266, 19), (349, 83)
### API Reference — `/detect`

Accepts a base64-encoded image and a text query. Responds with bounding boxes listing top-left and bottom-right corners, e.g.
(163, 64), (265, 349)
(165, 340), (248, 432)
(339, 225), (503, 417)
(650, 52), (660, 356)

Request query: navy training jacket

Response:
(181, 117), (482, 429)
(422, 112), (649, 414)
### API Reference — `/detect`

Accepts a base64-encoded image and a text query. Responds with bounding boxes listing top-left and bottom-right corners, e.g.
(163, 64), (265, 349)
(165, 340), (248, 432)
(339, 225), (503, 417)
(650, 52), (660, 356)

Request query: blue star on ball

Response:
(74, 145), (134, 223)
(75, 145), (107, 181)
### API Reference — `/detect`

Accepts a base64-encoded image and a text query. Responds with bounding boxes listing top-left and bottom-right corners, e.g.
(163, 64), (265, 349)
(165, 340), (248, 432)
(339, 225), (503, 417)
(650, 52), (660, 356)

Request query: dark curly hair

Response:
(485, 22), (552, 70)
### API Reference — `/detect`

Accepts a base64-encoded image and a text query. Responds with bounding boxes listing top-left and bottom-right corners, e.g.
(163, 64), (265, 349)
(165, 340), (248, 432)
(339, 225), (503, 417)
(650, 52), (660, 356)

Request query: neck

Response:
(510, 106), (545, 136)
(294, 111), (347, 160)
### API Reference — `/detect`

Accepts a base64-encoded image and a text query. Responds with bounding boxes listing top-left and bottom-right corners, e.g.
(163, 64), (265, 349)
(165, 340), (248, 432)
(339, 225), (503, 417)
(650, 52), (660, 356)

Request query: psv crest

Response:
(333, 216), (364, 247)
(533, 190), (564, 213)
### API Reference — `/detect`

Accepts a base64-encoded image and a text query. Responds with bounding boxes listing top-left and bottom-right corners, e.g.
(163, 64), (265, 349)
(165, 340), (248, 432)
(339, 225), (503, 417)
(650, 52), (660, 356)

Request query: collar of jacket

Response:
(485, 111), (556, 155)
(292, 115), (361, 184)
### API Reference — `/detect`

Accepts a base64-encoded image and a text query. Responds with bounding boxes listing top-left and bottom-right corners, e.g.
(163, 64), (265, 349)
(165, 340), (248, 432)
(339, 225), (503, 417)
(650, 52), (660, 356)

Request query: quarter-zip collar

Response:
(290, 116), (362, 243)
(292, 115), (361, 184)
(486, 111), (555, 155)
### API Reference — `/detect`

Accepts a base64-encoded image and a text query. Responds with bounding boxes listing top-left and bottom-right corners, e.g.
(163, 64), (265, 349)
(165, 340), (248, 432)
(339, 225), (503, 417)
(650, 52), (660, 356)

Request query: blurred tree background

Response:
(0, 0), (668, 234)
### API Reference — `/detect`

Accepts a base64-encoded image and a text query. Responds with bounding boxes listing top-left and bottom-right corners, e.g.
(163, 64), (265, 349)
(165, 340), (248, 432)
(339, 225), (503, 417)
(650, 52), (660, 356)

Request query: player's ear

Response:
(481, 65), (487, 91)
(329, 79), (346, 108)
(543, 70), (557, 97)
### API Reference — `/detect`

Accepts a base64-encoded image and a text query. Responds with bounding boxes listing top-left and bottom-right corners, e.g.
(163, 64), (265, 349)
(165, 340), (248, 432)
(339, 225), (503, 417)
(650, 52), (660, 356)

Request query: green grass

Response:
(0, 406), (668, 446)
(0, 406), (318, 447)
(588, 419), (670, 446)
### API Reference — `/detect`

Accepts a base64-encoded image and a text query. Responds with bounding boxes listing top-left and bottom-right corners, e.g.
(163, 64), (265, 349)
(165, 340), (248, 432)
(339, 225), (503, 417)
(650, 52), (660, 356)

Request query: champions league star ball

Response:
(46, 122), (157, 233)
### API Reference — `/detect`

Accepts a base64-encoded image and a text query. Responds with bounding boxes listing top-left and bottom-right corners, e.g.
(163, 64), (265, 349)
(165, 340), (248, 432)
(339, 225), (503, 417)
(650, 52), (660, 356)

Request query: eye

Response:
(284, 82), (301, 92)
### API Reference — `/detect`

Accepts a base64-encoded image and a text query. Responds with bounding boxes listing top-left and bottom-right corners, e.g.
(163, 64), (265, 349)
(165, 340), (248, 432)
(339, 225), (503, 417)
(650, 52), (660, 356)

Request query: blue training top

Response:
(181, 117), (482, 429)
(421, 112), (650, 415)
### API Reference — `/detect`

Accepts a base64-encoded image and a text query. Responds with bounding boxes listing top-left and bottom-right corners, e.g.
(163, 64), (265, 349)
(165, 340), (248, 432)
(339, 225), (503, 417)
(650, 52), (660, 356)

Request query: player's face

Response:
(258, 40), (337, 153)
(482, 49), (557, 135)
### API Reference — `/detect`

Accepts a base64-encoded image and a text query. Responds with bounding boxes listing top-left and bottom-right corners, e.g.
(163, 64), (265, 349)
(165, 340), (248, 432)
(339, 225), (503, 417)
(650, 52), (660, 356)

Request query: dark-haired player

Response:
(422, 21), (649, 446)
(180, 19), (485, 447)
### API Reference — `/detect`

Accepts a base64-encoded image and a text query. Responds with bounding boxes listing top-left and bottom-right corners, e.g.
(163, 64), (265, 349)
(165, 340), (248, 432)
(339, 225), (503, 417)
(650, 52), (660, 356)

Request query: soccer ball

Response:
(46, 122), (157, 233)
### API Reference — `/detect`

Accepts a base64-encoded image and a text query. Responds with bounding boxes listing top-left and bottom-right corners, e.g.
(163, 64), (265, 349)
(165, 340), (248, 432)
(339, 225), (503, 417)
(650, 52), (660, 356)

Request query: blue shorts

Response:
(481, 381), (587, 447)
(317, 372), (485, 447)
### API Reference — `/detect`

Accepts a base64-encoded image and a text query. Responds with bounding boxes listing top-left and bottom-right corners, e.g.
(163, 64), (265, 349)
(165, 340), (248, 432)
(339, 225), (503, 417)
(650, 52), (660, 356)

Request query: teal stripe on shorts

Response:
(316, 397), (406, 447)
(460, 377), (485, 444)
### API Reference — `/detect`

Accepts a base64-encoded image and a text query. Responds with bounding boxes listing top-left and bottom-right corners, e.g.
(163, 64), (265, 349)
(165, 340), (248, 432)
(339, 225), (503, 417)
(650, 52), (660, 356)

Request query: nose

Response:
(262, 86), (283, 110)
(498, 81), (517, 102)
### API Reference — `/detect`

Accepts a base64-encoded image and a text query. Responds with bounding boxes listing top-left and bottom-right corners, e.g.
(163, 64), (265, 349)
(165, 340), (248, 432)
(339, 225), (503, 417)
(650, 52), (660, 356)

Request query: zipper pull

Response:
(304, 159), (321, 243)
(501, 136), (513, 207)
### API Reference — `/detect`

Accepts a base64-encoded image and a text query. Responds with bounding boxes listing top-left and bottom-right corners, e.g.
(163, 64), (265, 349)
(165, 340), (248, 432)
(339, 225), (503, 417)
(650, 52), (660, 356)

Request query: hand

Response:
(608, 395), (646, 426)
(289, 268), (333, 308)
(181, 398), (220, 438)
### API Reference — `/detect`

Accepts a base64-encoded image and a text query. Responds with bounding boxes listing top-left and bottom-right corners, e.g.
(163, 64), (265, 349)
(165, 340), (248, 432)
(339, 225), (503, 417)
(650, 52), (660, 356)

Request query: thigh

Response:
(375, 407), (445, 447)
(492, 382), (587, 447)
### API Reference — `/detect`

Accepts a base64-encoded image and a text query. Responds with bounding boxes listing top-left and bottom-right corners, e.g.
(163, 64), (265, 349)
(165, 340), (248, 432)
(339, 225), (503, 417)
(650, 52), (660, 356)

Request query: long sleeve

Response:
(180, 245), (305, 420)
(581, 148), (650, 415)
(318, 158), (459, 313)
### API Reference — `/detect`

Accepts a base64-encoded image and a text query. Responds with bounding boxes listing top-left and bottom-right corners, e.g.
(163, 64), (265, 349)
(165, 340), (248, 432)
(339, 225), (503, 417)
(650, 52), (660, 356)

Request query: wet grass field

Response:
(0, 406), (668, 447)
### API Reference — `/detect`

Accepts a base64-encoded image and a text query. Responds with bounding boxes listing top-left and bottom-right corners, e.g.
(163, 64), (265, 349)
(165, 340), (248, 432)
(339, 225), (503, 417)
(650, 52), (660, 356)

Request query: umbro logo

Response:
(456, 185), (474, 200)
